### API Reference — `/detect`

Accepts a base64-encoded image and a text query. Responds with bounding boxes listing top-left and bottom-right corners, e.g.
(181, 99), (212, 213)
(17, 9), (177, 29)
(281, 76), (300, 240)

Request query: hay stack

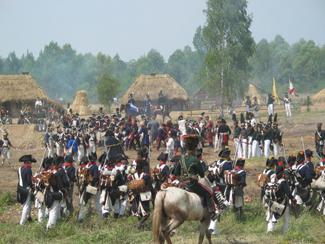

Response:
(71, 90), (90, 115)
(312, 89), (325, 103)
(121, 74), (188, 104)
(246, 84), (264, 104)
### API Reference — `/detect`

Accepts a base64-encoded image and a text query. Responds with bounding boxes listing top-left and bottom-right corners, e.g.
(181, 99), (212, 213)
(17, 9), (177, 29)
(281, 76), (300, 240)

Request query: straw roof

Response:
(71, 90), (90, 115)
(246, 84), (264, 104)
(0, 74), (48, 102)
(312, 89), (325, 103)
(121, 74), (188, 104)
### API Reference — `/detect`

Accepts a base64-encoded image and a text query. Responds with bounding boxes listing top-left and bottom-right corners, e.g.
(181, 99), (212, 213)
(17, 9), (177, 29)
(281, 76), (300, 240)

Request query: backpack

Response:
(264, 179), (286, 214)
(224, 170), (239, 186)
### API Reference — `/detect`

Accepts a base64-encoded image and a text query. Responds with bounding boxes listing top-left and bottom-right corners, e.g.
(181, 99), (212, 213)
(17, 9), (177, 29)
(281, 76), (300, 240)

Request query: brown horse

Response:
(152, 186), (213, 244)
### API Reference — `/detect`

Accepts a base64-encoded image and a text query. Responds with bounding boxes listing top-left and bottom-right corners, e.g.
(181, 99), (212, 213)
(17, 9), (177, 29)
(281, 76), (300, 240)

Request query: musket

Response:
(232, 135), (241, 168)
(282, 143), (288, 165)
(38, 147), (47, 173)
(300, 136), (306, 161)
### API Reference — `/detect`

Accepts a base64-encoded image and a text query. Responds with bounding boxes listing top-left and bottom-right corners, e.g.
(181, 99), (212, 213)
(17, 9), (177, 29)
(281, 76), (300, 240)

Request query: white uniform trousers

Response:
(114, 197), (127, 216)
(285, 103), (291, 117)
(47, 200), (61, 229)
(35, 198), (46, 223)
(234, 138), (243, 159)
(267, 206), (290, 233)
(214, 134), (220, 151)
(20, 192), (32, 225)
(78, 192), (101, 221)
(273, 143), (280, 157)
(247, 136), (253, 159)
(267, 104), (274, 116)
(78, 146), (85, 162)
(264, 140), (271, 158)
(241, 139), (248, 159)
(252, 140), (260, 157)
(208, 219), (219, 235)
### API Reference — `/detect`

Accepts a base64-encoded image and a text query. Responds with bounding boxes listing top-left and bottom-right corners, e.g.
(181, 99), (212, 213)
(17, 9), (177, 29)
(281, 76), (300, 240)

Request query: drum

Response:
(224, 170), (238, 186)
(315, 166), (325, 176)
(127, 179), (145, 192)
(311, 174), (325, 190)
(256, 173), (269, 187)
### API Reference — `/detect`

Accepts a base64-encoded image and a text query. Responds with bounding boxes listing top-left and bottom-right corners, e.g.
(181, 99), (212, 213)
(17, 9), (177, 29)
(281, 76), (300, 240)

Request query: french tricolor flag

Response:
(288, 77), (297, 96)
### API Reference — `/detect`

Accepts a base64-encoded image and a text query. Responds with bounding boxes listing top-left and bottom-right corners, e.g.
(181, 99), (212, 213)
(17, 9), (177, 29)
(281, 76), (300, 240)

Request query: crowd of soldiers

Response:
(14, 98), (325, 236)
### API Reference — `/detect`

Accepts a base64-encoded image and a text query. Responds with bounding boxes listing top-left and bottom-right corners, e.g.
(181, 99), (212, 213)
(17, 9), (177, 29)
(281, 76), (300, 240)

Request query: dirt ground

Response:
(0, 109), (324, 223)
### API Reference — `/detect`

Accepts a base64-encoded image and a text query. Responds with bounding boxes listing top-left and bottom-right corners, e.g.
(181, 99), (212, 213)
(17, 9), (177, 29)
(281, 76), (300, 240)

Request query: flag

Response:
(288, 77), (297, 96)
(272, 78), (280, 103)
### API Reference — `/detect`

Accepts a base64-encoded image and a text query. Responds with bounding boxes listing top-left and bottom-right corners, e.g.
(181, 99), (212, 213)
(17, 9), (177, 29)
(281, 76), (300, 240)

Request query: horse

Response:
(152, 176), (214, 244)
(120, 103), (141, 117)
(153, 104), (171, 123)
(152, 187), (213, 244)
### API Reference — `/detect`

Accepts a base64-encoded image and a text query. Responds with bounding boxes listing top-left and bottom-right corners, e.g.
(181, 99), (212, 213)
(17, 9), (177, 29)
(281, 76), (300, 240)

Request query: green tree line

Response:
(250, 35), (325, 94)
(0, 42), (203, 103)
(0, 36), (324, 103)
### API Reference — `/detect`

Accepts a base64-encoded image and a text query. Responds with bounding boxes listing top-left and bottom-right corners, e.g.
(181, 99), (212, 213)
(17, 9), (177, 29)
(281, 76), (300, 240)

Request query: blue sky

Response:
(0, 0), (324, 60)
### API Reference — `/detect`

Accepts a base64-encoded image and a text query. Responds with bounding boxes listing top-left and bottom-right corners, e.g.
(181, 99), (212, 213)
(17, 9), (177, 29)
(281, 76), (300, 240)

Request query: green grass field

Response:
(0, 192), (324, 244)
(1, 109), (325, 243)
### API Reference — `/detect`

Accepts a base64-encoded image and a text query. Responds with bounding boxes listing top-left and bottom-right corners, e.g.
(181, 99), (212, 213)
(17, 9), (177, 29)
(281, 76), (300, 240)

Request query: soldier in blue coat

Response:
(17, 154), (36, 225)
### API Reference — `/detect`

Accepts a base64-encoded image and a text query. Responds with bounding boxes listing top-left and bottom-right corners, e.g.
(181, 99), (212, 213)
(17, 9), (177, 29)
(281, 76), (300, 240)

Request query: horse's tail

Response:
(152, 190), (166, 243)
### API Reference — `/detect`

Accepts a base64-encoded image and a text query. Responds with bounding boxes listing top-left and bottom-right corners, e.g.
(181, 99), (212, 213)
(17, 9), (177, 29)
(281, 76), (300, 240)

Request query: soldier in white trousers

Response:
(47, 199), (61, 229)
(283, 93), (292, 117)
(264, 167), (295, 234)
(272, 123), (282, 157)
(267, 94), (275, 116)
(240, 122), (248, 159)
(20, 192), (32, 225)
(17, 155), (37, 225)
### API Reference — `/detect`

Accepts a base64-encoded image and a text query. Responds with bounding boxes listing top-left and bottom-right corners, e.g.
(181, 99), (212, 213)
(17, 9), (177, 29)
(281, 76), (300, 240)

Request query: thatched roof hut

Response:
(0, 74), (60, 116)
(121, 74), (188, 109)
(312, 89), (325, 103)
(246, 84), (265, 104)
(70, 90), (90, 116)
(0, 74), (48, 102)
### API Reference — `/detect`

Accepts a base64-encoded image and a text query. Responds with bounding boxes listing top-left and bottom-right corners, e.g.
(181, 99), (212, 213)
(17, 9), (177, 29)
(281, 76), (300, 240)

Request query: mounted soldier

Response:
(143, 93), (152, 119)
(181, 134), (217, 220)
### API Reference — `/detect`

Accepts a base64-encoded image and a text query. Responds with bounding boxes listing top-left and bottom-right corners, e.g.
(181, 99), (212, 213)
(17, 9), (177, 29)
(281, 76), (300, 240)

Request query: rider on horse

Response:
(182, 134), (217, 220)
